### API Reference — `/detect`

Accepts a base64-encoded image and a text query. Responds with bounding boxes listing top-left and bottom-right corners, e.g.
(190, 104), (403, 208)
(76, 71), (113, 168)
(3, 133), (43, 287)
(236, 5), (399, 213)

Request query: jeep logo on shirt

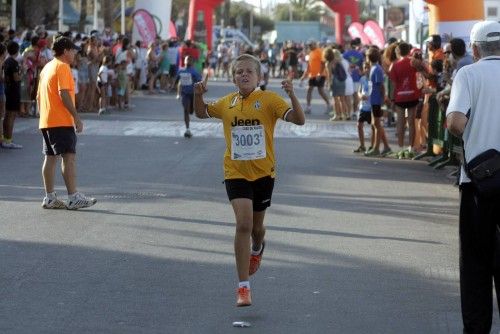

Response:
(230, 117), (261, 127)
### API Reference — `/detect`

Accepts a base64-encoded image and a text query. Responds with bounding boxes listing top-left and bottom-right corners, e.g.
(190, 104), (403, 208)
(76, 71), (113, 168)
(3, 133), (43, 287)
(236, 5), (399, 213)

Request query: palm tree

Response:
(288, 0), (322, 21)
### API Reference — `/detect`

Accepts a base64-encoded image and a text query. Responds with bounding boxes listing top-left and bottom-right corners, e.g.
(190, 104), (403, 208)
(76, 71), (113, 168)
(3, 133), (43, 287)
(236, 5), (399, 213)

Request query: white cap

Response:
(470, 20), (500, 43)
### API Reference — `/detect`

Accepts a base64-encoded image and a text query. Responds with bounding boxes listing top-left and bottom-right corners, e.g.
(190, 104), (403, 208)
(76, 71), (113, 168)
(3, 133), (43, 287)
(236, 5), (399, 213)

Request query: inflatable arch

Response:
(186, 0), (359, 48)
(425, 0), (484, 42)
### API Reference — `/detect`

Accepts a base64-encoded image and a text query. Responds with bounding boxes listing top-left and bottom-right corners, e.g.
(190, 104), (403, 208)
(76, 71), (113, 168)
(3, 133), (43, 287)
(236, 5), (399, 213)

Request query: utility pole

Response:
(121, 0), (125, 34)
(11, 0), (16, 30)
(58, 0), (64, 31)
(93, 0), (98, 30)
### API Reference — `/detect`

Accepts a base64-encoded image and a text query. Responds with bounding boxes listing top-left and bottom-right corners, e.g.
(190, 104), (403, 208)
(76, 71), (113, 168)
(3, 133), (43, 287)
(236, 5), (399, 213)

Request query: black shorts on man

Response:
(225, 176), (275, 212)
(308, 76), (326, 88)
(182, 94), (194, 113)
(358, 111), (372, 124)
(41, 126), (77, 156)
(371, 104), (383, 118)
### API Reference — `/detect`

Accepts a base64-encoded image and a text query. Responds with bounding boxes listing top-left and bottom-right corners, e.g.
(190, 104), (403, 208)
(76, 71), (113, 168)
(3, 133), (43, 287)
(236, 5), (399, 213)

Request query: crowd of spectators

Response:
(0, 24), (473, 160)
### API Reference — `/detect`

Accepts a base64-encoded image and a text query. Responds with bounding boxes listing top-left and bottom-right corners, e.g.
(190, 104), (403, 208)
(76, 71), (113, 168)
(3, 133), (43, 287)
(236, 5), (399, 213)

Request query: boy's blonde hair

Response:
(231, 54), (261, 78)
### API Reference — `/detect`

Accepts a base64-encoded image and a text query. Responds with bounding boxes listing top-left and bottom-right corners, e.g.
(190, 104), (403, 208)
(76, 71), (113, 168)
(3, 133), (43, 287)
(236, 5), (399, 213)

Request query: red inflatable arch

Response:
(186, 0), (359, 49)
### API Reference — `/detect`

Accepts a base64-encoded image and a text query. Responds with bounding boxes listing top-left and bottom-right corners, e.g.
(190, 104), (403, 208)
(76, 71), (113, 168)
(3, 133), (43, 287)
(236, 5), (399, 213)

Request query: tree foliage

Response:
(274, 1), (322, 22)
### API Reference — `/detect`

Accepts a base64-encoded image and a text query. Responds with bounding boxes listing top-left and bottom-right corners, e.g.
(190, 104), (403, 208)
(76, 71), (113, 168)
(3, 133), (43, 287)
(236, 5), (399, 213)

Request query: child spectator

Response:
(117, 60), (128, 110)
(354, 62), (375, 153)
(97, 56), (110, 115)
(365, 47), (392, 157)
(107, 63), (117, 108)
(77, 49), (89, 112)
(2, 41), (22, 148)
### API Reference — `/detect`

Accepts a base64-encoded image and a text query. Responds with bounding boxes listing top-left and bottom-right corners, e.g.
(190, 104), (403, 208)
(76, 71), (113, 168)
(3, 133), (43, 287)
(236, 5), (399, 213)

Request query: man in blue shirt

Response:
(176, 55), (202, 138)
(343, 38), (364, 113)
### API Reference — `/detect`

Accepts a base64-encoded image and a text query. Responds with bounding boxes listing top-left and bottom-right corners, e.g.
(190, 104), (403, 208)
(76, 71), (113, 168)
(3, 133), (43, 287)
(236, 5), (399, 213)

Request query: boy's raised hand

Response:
(281, 79), (294, 97)
(194, 72), (209, 95)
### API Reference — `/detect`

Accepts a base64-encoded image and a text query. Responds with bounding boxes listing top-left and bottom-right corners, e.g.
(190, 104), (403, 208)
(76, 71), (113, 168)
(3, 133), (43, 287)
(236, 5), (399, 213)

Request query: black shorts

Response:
(41, 126), (77, 156)
(371, 105), (383, 118)
(308, 76), (326, 88)
(395, 100), (420, 110)
(358, 111), (372, 124)
(5, 96), (20, 111)
(169, 64), (177, 77)
(181, 94), (194, 113)
(225, 176), (275, 212)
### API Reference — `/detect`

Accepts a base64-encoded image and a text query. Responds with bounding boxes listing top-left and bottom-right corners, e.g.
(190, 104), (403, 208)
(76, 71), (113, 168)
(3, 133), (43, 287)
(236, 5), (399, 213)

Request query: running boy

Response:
(176, 55), (201, 138)
(193, 54), (305, 307)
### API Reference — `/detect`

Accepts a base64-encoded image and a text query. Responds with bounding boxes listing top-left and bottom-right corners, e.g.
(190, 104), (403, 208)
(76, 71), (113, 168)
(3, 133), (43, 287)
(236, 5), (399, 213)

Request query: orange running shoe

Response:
(236, 287), (252, 307)
(249, 241), (265, 276)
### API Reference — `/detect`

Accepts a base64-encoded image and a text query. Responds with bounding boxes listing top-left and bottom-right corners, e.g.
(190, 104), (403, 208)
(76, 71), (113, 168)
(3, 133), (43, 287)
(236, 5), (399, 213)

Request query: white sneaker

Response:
(1, 142), (23, 149)
(66, 192), (97, 210)
(305, 106), (311, 114)
(41, 196), (66, 209)
(184, 129), (192, 138)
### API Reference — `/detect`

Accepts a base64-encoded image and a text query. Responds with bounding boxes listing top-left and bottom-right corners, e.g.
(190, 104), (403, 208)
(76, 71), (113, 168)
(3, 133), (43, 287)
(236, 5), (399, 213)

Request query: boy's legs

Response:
(2, 109), (21, 147)
(3, 110), (14, 139)
(357, 121), (365, 147)
(252, 210), (266, 251)
(182, 95), (193, 137)
(395, 105), (406, 148)
(407, 106), (417, 150)
(231, 198), (253, 283)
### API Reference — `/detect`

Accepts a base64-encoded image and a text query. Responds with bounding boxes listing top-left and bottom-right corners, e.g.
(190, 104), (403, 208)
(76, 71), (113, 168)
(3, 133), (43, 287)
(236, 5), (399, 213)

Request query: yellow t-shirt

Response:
(207, 89), (291, 181)
(38, 58), (75, 129)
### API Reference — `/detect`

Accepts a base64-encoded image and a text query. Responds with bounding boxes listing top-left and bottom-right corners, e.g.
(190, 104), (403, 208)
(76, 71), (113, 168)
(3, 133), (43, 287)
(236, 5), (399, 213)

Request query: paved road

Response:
(1, 79), (498, 333)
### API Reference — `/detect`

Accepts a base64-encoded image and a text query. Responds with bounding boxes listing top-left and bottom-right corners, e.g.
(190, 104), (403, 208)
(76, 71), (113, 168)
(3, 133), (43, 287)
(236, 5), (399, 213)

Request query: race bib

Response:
(180, 72), (193, 86)
(231, 125), (266, 160)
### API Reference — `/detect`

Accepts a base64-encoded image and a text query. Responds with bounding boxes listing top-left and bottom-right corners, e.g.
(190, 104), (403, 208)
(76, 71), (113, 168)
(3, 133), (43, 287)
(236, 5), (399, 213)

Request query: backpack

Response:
(334, 63), (347, 82)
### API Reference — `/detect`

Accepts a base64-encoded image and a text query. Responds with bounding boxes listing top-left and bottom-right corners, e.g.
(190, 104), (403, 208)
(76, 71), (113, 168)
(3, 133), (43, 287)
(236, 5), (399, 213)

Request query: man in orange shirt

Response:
(37, 36), (96, 210)
(299, 40), (331, 114)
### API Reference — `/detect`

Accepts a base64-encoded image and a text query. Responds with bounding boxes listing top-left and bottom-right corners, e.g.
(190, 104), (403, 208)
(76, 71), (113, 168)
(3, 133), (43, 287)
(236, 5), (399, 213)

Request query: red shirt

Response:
(389, 57), (421, 103)
(179, 46), (199, 67)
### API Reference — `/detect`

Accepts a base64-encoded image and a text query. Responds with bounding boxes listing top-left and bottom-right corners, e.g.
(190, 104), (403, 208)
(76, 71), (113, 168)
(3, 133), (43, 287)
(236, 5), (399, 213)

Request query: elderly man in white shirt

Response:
(447, 20), (500, 333)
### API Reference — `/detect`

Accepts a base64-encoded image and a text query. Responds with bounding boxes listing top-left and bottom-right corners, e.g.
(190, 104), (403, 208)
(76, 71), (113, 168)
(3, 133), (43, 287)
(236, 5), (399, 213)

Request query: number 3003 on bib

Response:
(231, 125), (266, 160)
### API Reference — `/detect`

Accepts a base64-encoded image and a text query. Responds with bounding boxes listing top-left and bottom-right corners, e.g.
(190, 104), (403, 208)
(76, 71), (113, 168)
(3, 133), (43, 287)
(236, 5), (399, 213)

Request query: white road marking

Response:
(16, 119), (376, 139)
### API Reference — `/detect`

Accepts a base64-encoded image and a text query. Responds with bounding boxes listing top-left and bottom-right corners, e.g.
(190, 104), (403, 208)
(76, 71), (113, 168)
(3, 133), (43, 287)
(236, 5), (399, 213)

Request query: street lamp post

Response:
(93, 0), (98, 30)
(121, 0), (125, 34)
(11, 0), (16, 30)
(58, 0), (64, 32)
